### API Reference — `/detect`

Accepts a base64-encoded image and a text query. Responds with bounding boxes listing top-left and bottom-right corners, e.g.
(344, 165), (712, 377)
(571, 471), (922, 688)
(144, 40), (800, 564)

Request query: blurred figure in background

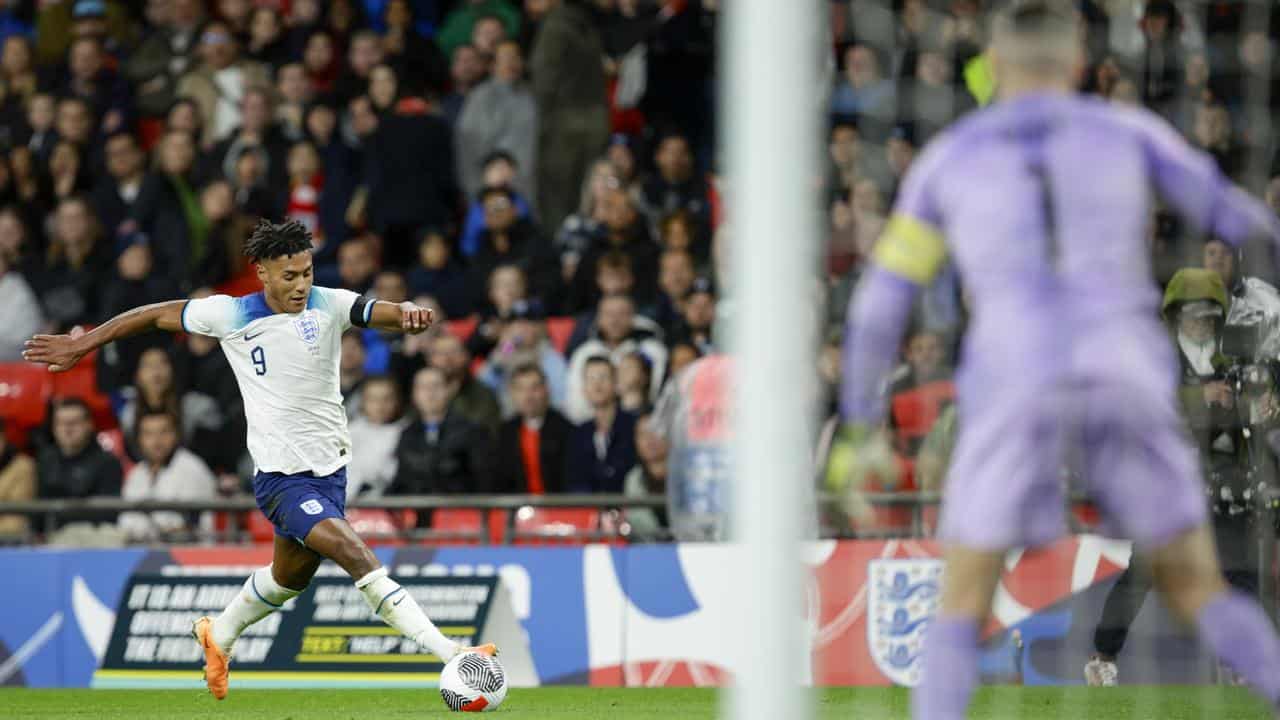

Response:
(345, 376), (409, 502)
(495, 363), (571, 494)
(118, 409), (217, 543)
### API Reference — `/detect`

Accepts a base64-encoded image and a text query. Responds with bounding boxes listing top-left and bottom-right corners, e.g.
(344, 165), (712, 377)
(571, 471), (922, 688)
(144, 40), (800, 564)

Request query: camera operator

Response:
(1085, 268), (1277, 687)
(1203, 238), (1280, 361)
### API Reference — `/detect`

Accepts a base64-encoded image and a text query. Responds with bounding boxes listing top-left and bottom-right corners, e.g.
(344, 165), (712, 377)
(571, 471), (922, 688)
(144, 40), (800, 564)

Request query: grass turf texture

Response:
(0, 687), (1272, 719)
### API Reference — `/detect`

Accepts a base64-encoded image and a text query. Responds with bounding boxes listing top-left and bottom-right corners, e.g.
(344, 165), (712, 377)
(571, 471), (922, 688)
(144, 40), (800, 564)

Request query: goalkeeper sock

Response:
(356, 567), (460, 661)
(1196, 590), (1280, 705)
(912, 614), (979, 720)
(212, 566), (302, 654)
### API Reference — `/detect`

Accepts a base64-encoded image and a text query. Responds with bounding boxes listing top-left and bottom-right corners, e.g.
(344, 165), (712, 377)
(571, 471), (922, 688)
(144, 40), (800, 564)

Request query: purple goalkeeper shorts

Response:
(253, 467), (348, 544)
(938, 374), (1207, 552)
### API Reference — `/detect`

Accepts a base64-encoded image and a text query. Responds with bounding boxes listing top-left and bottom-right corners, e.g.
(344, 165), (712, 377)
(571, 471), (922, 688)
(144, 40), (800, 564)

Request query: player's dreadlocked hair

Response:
(243, 219), (313, 262)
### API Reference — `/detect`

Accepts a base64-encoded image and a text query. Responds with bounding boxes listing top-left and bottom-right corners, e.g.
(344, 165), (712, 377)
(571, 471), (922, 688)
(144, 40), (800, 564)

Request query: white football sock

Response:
(356, 567), (460, 661)
(211, 566), (302, 654)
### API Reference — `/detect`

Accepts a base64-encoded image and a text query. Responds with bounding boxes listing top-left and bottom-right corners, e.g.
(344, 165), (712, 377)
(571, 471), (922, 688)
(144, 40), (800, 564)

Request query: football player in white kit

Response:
(23, 220), (495, 699)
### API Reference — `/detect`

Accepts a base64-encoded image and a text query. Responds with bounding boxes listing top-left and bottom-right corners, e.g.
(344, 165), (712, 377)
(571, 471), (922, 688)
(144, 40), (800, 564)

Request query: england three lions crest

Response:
(867, 558), (943, 686)
(293, 310), (320, 345)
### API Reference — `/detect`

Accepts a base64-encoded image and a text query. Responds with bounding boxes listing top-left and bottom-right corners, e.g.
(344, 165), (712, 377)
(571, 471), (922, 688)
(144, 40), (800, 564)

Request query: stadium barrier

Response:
(0, 535), (1227, 690)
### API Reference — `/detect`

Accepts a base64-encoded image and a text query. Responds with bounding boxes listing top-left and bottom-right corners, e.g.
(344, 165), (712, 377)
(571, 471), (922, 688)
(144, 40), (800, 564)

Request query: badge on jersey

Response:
(867, 558), (943, 686)
(300, 499), (324, 515)
(293, 311), (320, 345)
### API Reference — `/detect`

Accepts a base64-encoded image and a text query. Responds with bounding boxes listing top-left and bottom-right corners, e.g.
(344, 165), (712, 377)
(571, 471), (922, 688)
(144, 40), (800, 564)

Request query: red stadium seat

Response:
(447, 317), (478, 341)
(346, 508), (406, 545)
(0, 362), (52, 447)
(512, 507), (614, 545)
(50, 354), (116, 430)
(427, 508), (488, 545)
(247, 511), (276, 544)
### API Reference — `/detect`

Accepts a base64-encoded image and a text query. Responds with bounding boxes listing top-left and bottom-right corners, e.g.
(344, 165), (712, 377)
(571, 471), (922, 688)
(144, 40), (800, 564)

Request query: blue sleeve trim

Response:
(363, 299), (375, 324)
(180, 300), (191, 333)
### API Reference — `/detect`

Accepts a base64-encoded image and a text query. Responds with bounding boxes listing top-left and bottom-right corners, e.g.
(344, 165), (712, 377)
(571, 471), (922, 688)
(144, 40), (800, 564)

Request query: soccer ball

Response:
(439, 651), (508, 712)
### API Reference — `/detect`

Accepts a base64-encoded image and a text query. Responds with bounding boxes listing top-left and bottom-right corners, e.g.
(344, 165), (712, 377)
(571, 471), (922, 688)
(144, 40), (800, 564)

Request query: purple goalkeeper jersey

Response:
(843, 92), (1280, 425)
(842, 92), (1280, 550)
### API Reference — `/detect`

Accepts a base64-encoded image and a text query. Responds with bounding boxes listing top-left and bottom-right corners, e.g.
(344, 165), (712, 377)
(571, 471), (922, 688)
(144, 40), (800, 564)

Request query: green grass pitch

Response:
(0, 687), (1272, 719)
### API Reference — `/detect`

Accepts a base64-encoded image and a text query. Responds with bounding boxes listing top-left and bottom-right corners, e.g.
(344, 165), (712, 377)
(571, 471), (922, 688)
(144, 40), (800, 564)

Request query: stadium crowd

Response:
(1, 0), (1279, 544)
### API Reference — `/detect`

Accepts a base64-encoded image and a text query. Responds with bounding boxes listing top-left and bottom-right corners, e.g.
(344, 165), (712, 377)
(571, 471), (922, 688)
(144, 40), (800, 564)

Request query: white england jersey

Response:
(181, 287), (373, 476)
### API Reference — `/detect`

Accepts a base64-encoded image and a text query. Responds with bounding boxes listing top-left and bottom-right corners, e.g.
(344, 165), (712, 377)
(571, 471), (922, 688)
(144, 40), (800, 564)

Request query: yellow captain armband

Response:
(871, 214), (947, 284)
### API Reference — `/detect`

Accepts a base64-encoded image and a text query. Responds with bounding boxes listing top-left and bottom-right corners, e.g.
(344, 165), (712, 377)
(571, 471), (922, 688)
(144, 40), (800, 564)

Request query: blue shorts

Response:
(253, 467), (348, 544)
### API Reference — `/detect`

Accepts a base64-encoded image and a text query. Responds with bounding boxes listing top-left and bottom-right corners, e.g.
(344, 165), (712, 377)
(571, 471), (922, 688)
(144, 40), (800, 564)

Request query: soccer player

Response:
(835, 3), (1280, 718)
(23, 220), (495, 700)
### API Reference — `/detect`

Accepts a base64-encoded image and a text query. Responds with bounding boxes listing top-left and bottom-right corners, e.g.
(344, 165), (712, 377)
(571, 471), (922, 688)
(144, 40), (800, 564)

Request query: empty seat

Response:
(346, 508), (405, 545)
(425, 508), (488, 545)
(0, 362), (51, 447)
(512, 507), (610, 545)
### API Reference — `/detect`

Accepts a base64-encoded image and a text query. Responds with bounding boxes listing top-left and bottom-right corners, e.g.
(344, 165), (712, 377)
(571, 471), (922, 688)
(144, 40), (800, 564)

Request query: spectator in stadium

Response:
(887, 328), (955, 460)
(564, 293), (667, 423)
(207, 86), (289, 192)
(164, 97), (203, 142)
(91, 131), (146, 241)
(182, 301), (247, 481)
(35, 195), (112, 330)
(438, 0), (520, 59)
(623, 412), (668, 541)
(657, 209), (707, 260)
(118, 409), (218, 543)
(119, 345), (224, 457)
(377, 0), (450, 98)
(477, 300), (568, 413)
(0, 246), (42, 362)
(470, 13), (508, 59)
(301, 30), (340, 94)
(0, 37), (39, 126)
(275, 63), (312, 142)
(616, 351), (652, 414)
(566, 355), (637, 493)
(176, 20), (270, 147)
(47, 141), (90, 204)
(0, 419), (35, 538)
(368, 64), (401, 115)
(531, 0), (609, 234)
(567, 186), (658, 312)
(96, 241), (179, 388)
(132, 130), (214, 284)
(554, 157), (617, 284)
(670, 276), (716, 355)
(25, 92), (56, 165)
(340, 329), (369, 419)
(36, 397), (122, 508)
(467, 185), (559, 310)
(123, 0), (205, 119)
(665, 339), (699, 386)
(1203, 238), (1280, 360)
(57, 36), (127, 136)
(406, 227), (470, 319)
(636, 133), (708, 239)
(1169, 51), (1211, 137)
(458, 151), (534, 258)
(54, 96), (95, 155)
(468, 263), (530, 358)
(247, 7), (291, 68)
(1191, 101), (1242, 178)
(899, 49), (965, 145)
(495, 363), (572, 493)
(884, 125), (916, 199)
(389, 366), (495, 508)
(283, 140), (324, 242)
(439, 43), (487, 126)
(337, 235), (379, 294)
(1135, 0), (1185, 118)
(362, 78), (457, 268)
(831, 44), (896, 140)
(563, 251), (637, 354)
(429, 332), (502, 435)
(456, 39), (537, 201)
(652, 247), (696, 339)
(0, 205), (39, 280)
(334, 30), (386, 105)
(346, 375), (409, 502)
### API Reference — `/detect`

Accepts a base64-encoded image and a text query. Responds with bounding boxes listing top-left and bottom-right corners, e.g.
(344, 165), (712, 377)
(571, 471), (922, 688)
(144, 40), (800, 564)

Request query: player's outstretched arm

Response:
(366, 300), (435, 334)
(23, 299), (188, 372)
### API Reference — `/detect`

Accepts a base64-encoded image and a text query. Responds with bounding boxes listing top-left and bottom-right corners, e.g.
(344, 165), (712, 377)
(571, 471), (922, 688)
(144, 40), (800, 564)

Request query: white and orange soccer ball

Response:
(439, 651), (508, 712)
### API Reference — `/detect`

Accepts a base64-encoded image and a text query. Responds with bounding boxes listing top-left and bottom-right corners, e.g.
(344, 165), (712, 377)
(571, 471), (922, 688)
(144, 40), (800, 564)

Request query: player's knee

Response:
(332, 541), (379, 578)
